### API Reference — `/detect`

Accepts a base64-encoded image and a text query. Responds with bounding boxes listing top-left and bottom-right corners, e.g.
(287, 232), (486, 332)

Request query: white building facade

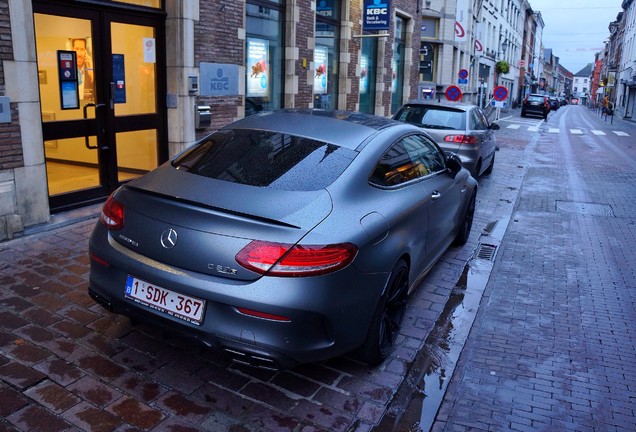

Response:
(616, 0), (636, 119)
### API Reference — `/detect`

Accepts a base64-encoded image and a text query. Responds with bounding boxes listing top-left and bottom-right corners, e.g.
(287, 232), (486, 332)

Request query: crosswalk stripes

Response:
(504, 124), (630, 137)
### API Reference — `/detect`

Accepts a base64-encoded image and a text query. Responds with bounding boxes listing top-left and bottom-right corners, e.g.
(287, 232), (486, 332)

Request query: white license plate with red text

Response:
(124, 276), (206, 325)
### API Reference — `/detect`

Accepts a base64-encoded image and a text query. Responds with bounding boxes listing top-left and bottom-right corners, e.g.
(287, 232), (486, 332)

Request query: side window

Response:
(369, 134), (445, 187)
(470, 109), (486, 130)
(476, 109), (489, 128)
(404, 134), (446, 174)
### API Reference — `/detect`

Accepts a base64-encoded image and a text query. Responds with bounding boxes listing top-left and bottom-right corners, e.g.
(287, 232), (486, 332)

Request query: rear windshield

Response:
(394, 105), (466, 130)
(528, 95), (545, 102)
(172, 129), (357, 191)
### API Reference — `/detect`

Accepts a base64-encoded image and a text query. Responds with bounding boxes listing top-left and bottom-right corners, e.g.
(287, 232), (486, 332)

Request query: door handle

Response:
(109, 82), (115, 109)
(83, 103), (98, 149)
(95, 103), (109, 150)
(431, 191), (441, 200)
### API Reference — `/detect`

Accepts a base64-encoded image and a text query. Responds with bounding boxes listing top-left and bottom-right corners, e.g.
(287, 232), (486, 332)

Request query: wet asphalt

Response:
(1, 104), (635, 431)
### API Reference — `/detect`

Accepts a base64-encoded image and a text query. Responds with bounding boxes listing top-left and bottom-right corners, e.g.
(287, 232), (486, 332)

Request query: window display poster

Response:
(61, 81), (79, 110)
(112, 54), (126, 104)
(360, 54), (369, 95)
(314, 46), (328, 95)
(57, 50), (79, 110)
(247, 38), (269, 98)
(144, 38), (156, 63)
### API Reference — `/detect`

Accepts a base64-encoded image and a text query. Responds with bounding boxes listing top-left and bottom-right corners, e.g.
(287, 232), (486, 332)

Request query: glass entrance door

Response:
(33, 2), (166, 212)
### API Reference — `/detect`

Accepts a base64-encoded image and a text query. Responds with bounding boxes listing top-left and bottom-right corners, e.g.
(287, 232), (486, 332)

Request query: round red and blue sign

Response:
(445, 85), (463, 102)
(493, 85), (508, 101)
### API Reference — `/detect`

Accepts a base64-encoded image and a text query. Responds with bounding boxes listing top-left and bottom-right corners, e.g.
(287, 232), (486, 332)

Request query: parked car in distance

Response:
(571, 97), (579, 105)
(521, 93), (550, 120)
(88, 109), (478, 369)
(548, 96), (560, 111)
(392, 101), (498, 178)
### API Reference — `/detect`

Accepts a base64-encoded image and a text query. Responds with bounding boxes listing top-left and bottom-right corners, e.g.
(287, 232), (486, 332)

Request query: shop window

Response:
(391, 16), (406, 114)
(359, 36), (377, 114)
(314, 0), (340, 110)
(116, 0), (161, 8)
(246, 1), (284, 111)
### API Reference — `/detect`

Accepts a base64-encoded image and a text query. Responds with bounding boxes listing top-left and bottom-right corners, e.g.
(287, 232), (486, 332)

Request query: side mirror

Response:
(445, 152), (463, 178)
(490, 122), (500, 130)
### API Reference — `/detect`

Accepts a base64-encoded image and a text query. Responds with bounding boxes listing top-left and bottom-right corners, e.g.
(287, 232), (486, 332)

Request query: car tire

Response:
(356, 259), (409, 365)
(473, 160), (482, 178)
(484, 152), (495, 175)
(453, 191), (476, 246)
(521, 111), (526, 117)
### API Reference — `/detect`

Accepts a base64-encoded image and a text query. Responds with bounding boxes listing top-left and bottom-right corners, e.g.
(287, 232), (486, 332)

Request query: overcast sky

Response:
(528, 0), (623, 73)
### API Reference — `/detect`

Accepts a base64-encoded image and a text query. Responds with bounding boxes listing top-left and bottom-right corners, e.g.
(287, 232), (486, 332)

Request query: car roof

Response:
(222, 109), (409, 150)
(400, 101), (474, 112)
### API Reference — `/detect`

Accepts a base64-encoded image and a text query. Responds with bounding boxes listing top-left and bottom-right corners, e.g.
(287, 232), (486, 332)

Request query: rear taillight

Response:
(235, 240), (358, 277)
(99, 195), (124, 230)
(444, 135), (478, 144)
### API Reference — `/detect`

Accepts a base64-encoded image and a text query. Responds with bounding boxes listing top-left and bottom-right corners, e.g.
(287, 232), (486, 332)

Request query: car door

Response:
(471, 108), (495, 166)
(400, 134), (462, 270)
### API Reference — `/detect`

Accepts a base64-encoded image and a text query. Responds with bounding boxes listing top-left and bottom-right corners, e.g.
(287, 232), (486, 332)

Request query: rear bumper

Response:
(88, 226), (388, 369)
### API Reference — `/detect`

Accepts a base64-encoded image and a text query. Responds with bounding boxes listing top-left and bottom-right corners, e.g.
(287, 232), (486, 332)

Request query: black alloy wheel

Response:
(453, 191), (476, 246)
(357, 259), (409, 365)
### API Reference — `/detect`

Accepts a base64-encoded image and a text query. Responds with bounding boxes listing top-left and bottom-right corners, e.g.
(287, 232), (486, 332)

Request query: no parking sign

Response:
(445, 85), (463, 102)
(493, 85), (508, 101)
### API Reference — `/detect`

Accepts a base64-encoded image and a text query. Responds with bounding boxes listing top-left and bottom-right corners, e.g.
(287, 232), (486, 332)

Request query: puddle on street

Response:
(375, 259), (492, 432)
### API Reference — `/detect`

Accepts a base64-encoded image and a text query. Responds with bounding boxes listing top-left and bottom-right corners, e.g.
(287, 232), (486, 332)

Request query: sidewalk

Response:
(433, 105), (636, 431)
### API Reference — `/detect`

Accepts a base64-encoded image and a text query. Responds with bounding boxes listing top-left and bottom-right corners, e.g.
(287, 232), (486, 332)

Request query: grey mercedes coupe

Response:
(88, 109), (477, 369)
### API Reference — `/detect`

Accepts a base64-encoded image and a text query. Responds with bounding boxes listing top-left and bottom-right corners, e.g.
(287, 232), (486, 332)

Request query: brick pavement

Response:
(0, 151), (515, 430)
(434, 106), (636, 431)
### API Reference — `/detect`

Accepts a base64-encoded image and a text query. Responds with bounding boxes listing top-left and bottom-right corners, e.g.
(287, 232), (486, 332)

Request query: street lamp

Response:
(500, 39), (508, 60)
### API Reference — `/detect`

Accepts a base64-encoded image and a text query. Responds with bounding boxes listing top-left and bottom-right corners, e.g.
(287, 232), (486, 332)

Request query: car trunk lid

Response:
(110, 165), (333, 281)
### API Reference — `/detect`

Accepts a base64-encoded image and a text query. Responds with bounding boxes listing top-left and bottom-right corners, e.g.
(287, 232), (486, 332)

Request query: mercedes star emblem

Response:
(160, 228), (178, 249)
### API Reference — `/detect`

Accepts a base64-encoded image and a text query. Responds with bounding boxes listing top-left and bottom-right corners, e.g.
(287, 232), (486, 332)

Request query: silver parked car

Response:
(393, 101), (499, 177)
(88, 109), (477, 369)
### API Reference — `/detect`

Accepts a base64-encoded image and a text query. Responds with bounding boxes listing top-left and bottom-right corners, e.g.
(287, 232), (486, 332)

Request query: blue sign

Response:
(363, 0), (391, 31)
(458, 78), (468, 84)
(200, 63), (239, 97)
(112, 54), (126, 104)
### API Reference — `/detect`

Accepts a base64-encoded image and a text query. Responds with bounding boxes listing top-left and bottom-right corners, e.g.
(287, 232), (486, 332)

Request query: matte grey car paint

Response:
(88, 110), (477, 369)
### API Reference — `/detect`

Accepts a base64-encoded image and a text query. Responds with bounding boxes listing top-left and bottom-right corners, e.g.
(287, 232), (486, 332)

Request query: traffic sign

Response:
(458, 78), (468, 84)
(458, 69), (469, 79)
(493, 85), (508, 101)
(445, 85), (463, 102)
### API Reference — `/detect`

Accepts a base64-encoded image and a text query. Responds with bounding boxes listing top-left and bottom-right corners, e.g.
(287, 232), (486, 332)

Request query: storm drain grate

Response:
(556, 201), (614, 217)
(476, 243), (497, 261)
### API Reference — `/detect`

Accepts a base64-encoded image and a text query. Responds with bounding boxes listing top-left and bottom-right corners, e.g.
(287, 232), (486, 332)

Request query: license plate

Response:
(124, 276), (206, 325)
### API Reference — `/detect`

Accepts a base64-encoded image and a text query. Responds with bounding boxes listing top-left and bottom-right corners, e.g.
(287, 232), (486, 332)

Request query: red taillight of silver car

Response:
(99, 195), (125, 230)
(444, 135), (478, 144)
(235, 240), (358, 277)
